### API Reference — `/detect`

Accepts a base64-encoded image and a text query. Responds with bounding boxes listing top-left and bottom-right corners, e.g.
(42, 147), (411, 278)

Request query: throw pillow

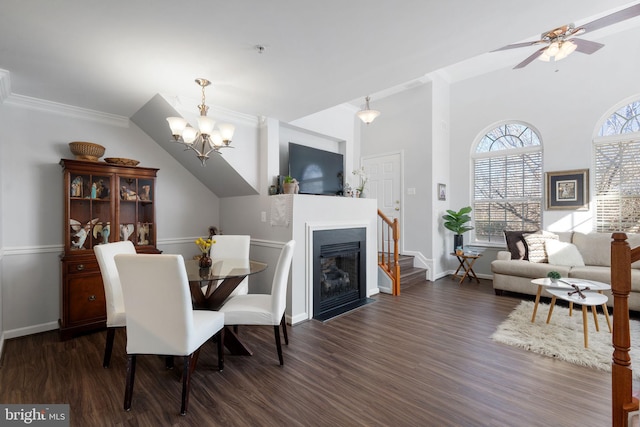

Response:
(545, 239), (586, 267)
(523, 231), (559, 263)
(503, 230), (535, 260)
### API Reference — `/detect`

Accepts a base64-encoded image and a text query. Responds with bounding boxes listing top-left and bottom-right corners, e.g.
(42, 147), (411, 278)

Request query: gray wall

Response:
(0, 97), (223, 338)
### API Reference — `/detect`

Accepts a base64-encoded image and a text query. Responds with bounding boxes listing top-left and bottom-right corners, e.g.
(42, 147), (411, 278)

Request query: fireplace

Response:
(313, 227), (370, 321)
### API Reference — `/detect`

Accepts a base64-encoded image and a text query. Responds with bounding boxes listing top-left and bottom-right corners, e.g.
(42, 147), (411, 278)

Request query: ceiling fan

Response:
(493, 3), (640, 69)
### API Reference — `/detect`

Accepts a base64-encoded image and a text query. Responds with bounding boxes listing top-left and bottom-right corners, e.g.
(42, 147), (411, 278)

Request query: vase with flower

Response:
(352, 166), (368, 198)
(195, 237), (215, 268)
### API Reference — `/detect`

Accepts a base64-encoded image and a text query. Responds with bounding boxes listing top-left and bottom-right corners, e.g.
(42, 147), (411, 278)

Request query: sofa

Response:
(490, 231), (640, 311)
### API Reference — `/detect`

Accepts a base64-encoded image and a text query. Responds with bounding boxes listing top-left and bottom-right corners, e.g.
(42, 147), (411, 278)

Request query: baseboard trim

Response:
(4, 321), (59, 340)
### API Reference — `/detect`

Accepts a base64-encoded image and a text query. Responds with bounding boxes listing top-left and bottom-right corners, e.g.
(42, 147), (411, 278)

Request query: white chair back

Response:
(211, 235), (250, 259)
(212, 235), (251, 296)
(115, 253), (198, 356)
(94, 241), (136, 327)
(270, 240), (296, 321)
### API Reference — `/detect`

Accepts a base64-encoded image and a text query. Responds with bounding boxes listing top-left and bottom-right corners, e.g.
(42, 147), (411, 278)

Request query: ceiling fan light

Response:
(546, 42), (560, 57)
(555, 41), (577, 61)
(539, 51), (552, 62)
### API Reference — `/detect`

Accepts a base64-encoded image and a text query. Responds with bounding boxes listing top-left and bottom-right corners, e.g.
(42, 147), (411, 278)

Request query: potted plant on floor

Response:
(442, 206), (474, 253)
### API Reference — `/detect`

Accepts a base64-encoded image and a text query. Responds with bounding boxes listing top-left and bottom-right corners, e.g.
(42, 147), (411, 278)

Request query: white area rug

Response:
(492, 300), (640, 377)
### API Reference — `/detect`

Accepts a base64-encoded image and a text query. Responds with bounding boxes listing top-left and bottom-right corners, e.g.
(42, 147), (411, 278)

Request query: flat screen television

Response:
(288, 142), (344, 195)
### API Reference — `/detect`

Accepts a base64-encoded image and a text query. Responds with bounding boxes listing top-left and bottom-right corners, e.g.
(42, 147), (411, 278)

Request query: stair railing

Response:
(377, 209), (400, 295)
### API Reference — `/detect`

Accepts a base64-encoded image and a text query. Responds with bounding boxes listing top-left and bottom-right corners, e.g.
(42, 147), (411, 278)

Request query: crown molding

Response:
(161, 93), (260, 128)
(5, 93), (130, 128)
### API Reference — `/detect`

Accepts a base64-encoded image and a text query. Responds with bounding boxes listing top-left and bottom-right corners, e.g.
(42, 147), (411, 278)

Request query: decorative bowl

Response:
(104, 157), (140, 167)
(68, 141), (105, 161)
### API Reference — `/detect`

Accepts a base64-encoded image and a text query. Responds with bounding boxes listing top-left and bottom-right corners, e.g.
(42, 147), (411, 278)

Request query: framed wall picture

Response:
(438, 183), (446, 201)
(545, 169), (589, 210)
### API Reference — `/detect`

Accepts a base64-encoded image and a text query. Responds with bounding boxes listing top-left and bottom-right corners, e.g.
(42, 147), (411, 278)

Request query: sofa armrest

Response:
(496, 251), (512, 261)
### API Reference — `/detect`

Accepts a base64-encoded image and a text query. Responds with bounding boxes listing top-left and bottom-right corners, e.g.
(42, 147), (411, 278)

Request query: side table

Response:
(451, 252), (482, 285)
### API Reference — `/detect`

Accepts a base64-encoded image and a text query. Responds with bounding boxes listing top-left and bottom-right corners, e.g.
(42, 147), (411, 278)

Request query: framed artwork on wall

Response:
(545, 169), (589, 210)
(438, 183), (446, 201)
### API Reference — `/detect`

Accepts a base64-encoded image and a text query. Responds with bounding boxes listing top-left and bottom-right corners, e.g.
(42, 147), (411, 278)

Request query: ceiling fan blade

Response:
(491, 40), (541, 52)
(513, 47), (546, 69)
(580, 3), (640, 33)
(571, 38), (605, 55)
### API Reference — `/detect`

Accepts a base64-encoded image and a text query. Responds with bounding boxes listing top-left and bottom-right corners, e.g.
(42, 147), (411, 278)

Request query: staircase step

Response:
(400, 266), (427, 283)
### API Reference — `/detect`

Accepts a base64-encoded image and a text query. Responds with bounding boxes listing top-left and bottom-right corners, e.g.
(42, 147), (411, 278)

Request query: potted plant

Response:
(442, 206), (474, 251)
(283, 176), (298, 194)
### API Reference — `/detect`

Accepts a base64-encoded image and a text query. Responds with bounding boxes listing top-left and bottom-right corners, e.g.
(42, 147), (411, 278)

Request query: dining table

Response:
(184, 258), (268, 356)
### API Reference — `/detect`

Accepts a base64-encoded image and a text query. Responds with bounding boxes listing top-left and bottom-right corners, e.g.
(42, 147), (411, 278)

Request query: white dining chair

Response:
(210, 235), (251, 297)
(115, 253), (225, 415)
(219, 240), (295, 365)
(94, 240), (136, 368)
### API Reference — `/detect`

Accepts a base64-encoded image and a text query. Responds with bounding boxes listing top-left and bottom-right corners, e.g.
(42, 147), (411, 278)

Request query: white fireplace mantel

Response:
(269, 194), (378, 324)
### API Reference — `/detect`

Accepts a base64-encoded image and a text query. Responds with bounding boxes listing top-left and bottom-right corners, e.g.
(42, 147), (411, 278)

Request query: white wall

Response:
(0, 97), (222, 338)
(360, 83), (434, 268)
(449, 26), (640, 275)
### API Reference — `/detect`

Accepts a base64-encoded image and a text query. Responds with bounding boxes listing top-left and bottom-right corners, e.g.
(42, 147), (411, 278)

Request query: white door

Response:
(362, 153), (402, 248)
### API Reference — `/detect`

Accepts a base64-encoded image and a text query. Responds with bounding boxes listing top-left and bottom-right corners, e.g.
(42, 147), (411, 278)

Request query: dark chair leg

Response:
(274, 325), (283, 366)
(217, 328), (225, 371)
(124, 355), (136, 411)
(103, 327), (116, 368)
(165, 356), (174, 370)
(180, 354), (195, 416)
(281, 314), (288, 345)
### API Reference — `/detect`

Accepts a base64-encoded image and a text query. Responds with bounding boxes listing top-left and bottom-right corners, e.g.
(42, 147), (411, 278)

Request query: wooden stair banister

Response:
(378, 209), (400, 295)
(611, 232), (640, 426)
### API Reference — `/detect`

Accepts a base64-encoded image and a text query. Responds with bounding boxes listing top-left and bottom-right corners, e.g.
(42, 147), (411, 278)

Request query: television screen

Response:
(288, 143), (344, 195)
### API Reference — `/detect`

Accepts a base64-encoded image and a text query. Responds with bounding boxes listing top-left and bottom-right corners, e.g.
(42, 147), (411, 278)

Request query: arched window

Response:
(595, 99), (640, 232)
(472, 122), (543, 243)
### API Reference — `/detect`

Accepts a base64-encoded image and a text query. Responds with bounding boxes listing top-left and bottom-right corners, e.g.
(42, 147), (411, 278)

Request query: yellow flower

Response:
(195, 237), (215, 253)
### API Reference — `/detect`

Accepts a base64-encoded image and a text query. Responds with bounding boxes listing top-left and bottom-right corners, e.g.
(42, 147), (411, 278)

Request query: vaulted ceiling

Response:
(1, 1), (638, 122)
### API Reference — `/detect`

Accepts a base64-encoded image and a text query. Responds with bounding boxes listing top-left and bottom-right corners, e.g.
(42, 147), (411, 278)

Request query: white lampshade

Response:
(218, 123), (235, 143)
(197, 116), (216, 136)
(210, 130), (223, 148)
(182, 126), (198, 144)
(166, 117), (187, 137)
(555, 41), (577, 61)
(545, 42), (560, 57)
(357, 109), (381, 124)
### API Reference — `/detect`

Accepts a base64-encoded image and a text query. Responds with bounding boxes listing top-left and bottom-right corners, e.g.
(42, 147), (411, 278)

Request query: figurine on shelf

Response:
(70, 218), (99, 249)
(91, 182), (97, 199)
(102, 223), (110, 244)
(71, 176), (83, 198)
(120, 186), (138, 201)
(137, 223), (149, 245)
(139, 185), (150, 201)
(95, 179), (109, 199)
(120, 223), (134, 241)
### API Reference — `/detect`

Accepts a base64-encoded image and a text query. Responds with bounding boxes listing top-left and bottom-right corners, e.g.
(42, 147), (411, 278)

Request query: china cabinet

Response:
(59, 159), (159, 340)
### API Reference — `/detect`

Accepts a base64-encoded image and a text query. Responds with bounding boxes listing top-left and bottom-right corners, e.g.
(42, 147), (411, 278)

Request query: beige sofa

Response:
(491, 231), (640, 311)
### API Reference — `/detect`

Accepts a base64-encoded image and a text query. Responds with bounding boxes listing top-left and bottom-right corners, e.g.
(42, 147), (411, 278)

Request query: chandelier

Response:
(166, 78), (235, 166)
(356, 96), (380, 124)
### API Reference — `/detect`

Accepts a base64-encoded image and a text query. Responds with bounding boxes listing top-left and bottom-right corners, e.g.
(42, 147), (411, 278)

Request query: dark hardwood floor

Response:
(0, 277), (617, 426)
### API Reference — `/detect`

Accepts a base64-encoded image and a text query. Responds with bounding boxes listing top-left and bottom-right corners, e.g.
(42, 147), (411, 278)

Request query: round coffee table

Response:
(530, 278), (611, 325)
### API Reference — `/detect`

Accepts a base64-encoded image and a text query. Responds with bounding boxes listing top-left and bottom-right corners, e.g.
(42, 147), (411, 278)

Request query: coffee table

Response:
(530, 278), (611, 328)
(545, 287), (610, 348)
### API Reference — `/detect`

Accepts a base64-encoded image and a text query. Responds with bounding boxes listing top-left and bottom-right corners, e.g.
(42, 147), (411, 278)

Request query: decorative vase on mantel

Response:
(199, 254), (212, 269)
